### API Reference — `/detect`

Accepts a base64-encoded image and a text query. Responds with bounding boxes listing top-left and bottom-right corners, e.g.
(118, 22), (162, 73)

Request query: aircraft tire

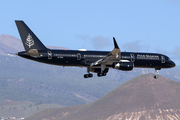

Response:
(154, 75), (158, 79)
(88, 74), (93, 78)
(102, 73), (106, 76)
(84, 74), (89, 78)
(97, 73), (102, 77)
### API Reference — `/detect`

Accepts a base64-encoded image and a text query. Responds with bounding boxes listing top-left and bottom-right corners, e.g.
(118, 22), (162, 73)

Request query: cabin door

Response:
(77, 53), (81, 60)
(161, 56), (165, 63)
(130, 54), (135, 62)
(48, 51), (52, 59)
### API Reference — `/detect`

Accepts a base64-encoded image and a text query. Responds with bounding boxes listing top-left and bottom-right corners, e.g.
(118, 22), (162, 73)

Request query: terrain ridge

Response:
(25, 74), (180, 120)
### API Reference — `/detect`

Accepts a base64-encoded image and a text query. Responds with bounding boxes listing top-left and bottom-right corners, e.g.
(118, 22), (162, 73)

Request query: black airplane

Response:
(15, 20), (176, 79)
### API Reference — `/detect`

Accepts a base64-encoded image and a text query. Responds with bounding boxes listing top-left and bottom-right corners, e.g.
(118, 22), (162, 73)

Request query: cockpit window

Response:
(168, 58), (172, 61)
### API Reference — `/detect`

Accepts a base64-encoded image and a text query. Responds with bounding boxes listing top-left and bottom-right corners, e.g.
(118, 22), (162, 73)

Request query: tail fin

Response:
(15, 20), (48, 51)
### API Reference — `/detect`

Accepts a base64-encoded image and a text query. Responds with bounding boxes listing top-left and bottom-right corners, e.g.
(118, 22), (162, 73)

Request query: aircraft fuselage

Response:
(17, 50), (175, 69)
(15, 20), (176, 79)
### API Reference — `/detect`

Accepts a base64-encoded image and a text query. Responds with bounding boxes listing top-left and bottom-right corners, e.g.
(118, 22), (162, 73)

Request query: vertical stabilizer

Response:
(15, 20), (48, 51)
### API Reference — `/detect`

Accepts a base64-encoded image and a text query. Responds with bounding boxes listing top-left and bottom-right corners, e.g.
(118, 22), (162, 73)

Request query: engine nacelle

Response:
(113, 62), (134, 71)
(90, 68), (109, 73)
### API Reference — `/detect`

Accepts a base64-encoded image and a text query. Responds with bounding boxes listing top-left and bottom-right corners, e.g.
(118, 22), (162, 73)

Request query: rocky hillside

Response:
(0, 99), (62, 118)
(25, 74), (180, 120)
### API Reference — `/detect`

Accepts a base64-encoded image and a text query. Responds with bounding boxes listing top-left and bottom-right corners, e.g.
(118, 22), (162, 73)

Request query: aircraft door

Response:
(77, 53), (81, 60)
(161, 56), (165, 63)
(130, 54), (135, 62)
(48, 51), (52, 59)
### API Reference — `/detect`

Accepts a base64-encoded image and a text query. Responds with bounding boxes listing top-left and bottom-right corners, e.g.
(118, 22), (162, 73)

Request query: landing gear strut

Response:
(97, 64), (107, 77)
(154, 68), (161, 79)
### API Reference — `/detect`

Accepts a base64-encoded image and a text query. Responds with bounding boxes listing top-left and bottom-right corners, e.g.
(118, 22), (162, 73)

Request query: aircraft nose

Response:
(171, 61), (176, 68)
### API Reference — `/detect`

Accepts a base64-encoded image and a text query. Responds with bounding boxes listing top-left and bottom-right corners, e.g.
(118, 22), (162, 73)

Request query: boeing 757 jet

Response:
(15, 20), (176, 79)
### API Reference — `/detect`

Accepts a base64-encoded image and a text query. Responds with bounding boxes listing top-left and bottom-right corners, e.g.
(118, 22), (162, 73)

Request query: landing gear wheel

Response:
(154, 75), (158, 79)
(97, 73), (102, 77)
(97, 73), (106, 77)
(84, 73), (93, 78)
(102, 73), (106, 76)
(88, 74), (93, 78)
(84, 74), (89, 78)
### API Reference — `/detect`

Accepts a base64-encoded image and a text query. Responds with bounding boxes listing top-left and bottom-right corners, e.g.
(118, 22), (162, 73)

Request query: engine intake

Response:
(113, 62), (134, 71)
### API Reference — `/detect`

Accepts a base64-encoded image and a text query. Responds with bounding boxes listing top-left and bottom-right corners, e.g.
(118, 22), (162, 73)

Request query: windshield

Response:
(168, 58), (172, 61)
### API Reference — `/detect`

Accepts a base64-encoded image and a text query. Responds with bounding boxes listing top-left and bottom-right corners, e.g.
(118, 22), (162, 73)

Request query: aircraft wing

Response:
(90, 37), (121, 67)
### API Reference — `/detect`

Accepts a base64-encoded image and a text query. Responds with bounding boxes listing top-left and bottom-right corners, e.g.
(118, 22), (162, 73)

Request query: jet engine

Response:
(90, 68), (109, 73)
(113, 62), (134, 71)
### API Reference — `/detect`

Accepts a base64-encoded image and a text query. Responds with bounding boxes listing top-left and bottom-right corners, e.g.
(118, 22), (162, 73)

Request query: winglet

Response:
(113, 37), (119, 49)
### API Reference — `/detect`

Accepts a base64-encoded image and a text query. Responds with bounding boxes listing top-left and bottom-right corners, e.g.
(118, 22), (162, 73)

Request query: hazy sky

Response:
(0, 0), (180, 65)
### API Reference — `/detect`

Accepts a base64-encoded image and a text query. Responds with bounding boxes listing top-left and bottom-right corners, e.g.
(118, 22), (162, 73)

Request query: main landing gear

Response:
(97, 73), (106, 77)
(84, 67), (93, 78)
(154, 68), (161, 79)
(97, 64), (107, 77)
(83, 67), (107, 78)
(84, 72), (107, 78)
(84, 73), (93, 78)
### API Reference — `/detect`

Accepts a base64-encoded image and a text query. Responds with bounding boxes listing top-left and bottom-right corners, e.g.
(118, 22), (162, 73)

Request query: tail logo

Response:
(25, 34), (34, 48)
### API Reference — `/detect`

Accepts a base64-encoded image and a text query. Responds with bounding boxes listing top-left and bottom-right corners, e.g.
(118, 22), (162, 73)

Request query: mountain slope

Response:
(0, 34), (68, 54)
(0, 99), (62, 118)
(0, 34), (23, 54)
(25, 74), (180, 120)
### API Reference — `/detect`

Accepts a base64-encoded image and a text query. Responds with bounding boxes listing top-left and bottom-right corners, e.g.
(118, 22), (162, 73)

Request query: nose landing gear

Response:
(154, 68), (161, 79)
